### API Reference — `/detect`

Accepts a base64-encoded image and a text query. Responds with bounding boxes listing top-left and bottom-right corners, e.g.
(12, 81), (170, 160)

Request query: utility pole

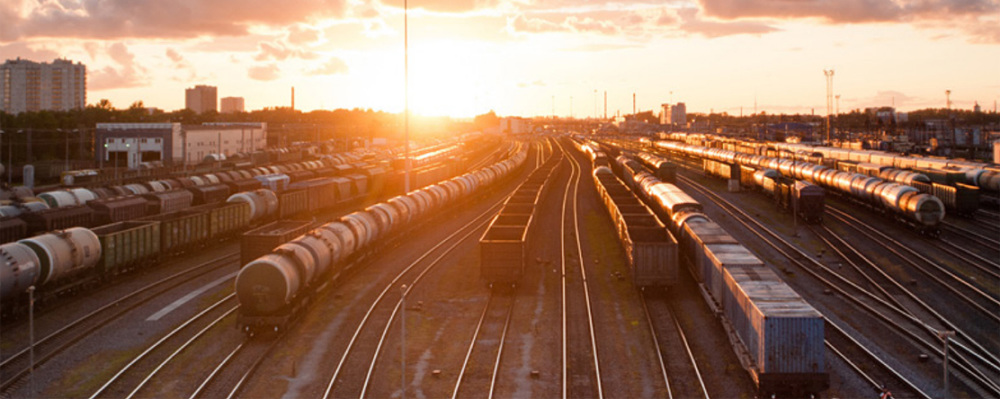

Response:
(603, 91), (607, 120)
(403, 0), (410, 193)
(570, 96), (573, 118)
(939, 330), (955, 393)
(401, 284), (408, 399)
(824, 69), (834, 142)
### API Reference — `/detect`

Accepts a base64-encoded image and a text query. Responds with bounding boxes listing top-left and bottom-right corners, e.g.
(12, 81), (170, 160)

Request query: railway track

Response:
(450, 140), (555, 398)
(823, 317), (931, 399)
(88, 294), (238, 398)
(557, 139), (603, 399)
(450, 289), (516, 399)
(826, 207), (1000, 325)
(673, 172), (999, 397)
(0, 252), (239, 396)
(316, 144), (544, 399)
(640, 291), (707, 399)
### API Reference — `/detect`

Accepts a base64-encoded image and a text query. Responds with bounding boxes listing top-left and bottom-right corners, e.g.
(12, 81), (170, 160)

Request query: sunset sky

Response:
(1, 0), (998, 118)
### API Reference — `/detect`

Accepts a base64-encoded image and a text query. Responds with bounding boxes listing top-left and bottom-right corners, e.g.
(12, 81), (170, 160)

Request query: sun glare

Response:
(407, 40), (495, 118)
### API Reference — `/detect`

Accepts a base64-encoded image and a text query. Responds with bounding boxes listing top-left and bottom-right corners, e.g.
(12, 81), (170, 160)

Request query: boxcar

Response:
(187, 184), (232, 205)
(143, 190), (194, 215)
(792, 180), (825, 223)
(932, 182), (979, 216)
(23, 205), (94, 235)
(278, 189), (309, 219)
(89, 196), (149, 225)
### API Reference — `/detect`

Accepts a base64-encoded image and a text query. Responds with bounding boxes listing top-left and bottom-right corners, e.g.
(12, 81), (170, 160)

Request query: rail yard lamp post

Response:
(400, 284), (408, 399)
(28, 285), (35, 395)
(403, 0), (411, 193)
(939, 330), (955, 393)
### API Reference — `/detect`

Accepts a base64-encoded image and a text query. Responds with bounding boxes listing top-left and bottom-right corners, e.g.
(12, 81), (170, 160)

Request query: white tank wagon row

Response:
(235, 145), (529, 335)
(657, 140), (947, 236)
(666, 132), (999, 193)
(605, 150), (828, 396)
(768, 141), (1000, 192)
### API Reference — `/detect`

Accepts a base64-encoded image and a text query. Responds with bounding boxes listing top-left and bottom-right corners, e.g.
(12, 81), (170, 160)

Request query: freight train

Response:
(657, 139), (946, 236)
(608, 150), (829, 396)
(0, 137), (489, 244)
(235, 145), (529, 335)
(0, 138), (499, 317)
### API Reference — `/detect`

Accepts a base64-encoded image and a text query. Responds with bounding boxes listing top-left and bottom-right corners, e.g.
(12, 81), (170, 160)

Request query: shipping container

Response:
(703, 243), (765, 304)
(720, 265), (827, 392)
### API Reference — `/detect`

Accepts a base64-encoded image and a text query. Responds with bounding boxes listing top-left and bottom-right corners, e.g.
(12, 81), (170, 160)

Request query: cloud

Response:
(308, 57), (349, 75)
(517, 80), (546, 88)
(507, 14), (565, 33)
(248, 64), (280, 81)
(287, 24), (323, 45)
(254, 41), (319, 61)
(676, 8), (779, 38)
(89, 42), (147, 90)
(0, 42), (59, 61)
(377, 0), (502, 13)
(1, 0), (349, 42)
(696, 0), (1000, 42)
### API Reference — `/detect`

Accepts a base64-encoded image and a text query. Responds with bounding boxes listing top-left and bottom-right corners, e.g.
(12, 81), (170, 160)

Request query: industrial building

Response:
(0, 58), (86, 114)
(220, 96), (245, 113)
(660, 102), (686, 126)
(499, 117), (532, 135)
(95, 122), (267, 168)
(185, 85), (218, 113)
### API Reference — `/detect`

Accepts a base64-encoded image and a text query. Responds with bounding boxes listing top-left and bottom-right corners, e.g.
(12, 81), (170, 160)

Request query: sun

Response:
(407, 40), (496, 118)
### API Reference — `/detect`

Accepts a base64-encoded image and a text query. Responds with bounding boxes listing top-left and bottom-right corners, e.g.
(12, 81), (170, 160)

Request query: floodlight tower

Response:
(824, 69), (835, 141)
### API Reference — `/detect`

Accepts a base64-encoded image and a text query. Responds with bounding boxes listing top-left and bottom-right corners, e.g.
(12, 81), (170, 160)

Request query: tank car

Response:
(18, 227), (102, 287)
(0, 242), (41, 301)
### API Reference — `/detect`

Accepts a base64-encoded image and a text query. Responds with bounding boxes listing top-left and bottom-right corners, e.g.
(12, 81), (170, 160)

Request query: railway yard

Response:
(0, 133), (998, 399)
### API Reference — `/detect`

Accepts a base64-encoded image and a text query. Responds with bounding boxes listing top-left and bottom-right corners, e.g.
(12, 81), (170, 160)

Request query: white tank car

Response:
(18, 227), (101, 287)
(320, 222), (357, 259)
(227, 189), (279, 221)
(68, 188), (97, 204)
(236, 251), (306, 315)
(341, 211), (379, 249)
(38, 190), (79, 208)
(387, 196), (417, 225)
(287, 233), (336, 278)
(366, 204), (400, 238)
(0, 242), (41, 300)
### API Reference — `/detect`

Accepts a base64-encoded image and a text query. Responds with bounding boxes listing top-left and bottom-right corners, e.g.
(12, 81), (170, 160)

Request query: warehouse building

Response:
(95, 122), (267, 169)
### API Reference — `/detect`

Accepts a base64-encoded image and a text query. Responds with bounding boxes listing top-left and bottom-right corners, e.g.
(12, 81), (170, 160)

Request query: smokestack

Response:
(291, 86), (295, 110)
(603, 91), (607, 120)
(632, 92), (636, 116)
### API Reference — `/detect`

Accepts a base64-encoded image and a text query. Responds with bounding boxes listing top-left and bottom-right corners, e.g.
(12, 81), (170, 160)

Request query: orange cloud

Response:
(0, 0), (348, 42)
